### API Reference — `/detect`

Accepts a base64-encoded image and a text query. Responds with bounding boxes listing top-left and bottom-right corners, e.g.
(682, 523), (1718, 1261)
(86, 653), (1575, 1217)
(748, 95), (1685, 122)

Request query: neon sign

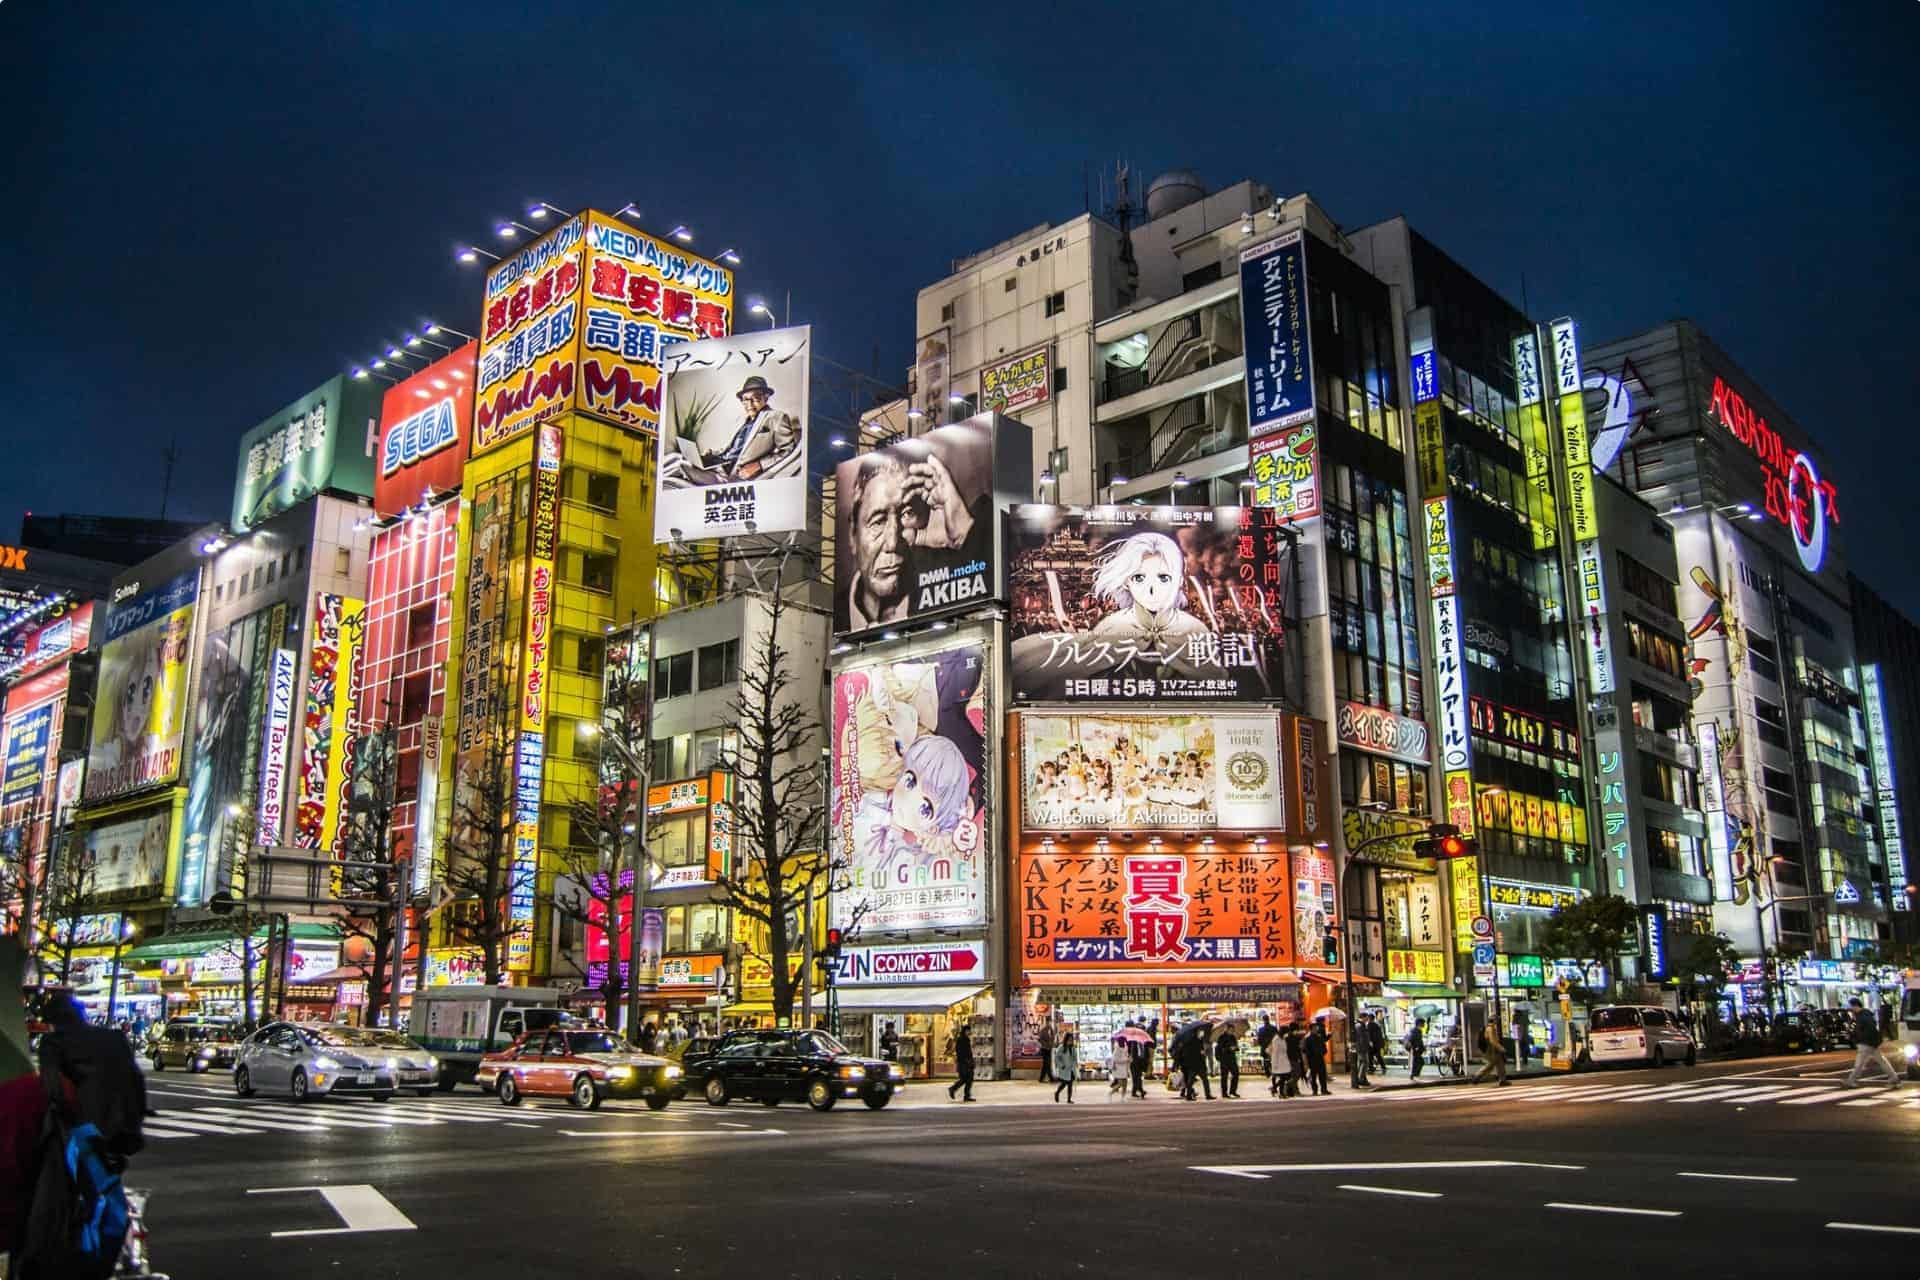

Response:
(1707, 375), (1838, 573)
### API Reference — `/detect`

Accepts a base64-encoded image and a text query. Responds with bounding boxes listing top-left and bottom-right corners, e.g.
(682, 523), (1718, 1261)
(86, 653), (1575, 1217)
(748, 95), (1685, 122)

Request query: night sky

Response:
(3, 3), (1915, 607)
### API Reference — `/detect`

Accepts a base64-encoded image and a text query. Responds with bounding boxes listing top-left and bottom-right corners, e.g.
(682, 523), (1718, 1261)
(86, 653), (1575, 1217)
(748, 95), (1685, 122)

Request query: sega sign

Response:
(380, 397), (459, 476)
(373, 341), (475, 516)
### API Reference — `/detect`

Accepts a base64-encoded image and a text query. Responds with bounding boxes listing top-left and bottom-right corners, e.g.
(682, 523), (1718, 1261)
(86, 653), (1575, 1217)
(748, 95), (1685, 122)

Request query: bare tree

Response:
(443, 711), (519, 986)
(544, 636), (648, 1029)
(28, 828), (98, 986)
(710, 581), (854, 1025)
(335, 724), (402, 1024)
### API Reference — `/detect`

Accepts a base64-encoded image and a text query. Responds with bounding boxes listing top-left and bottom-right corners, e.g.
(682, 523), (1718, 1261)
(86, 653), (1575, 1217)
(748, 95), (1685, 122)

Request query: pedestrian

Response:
(1053, 1032), (1079, 1103)
(1214, 1024), (1241, 1098)
(1844, 996), (1900, 1090)
(1268, 1023), (1295, 1097)
(1284, 1020), (1308, 1097)
(638, 1021), (658, 1053)
(1473, 1017), (1508, 1085)
(1350, 1013), (1371, 1087)
(948, 1024), (976, 1101)
(879, 1022), (900, 1062)
(1303, 1020), (1330, 1095)
(1366, 1012), (1387, 1075)
(35, 991), (148, 1158)
(1405, 1018), (1427, 1079)
(1037, 1017), (1057, 1083)
(1128, 1028), (1151, 1098)
(1108, 1036), (1130, 1097)
(1255, 1013), (1278, 1081)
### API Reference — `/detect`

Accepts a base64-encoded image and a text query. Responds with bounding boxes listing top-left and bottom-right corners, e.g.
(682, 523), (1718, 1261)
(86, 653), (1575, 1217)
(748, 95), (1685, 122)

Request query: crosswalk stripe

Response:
(1654, 1086), (1755, 1103)
(148, 1114), (297, 1135)
(1776, 1089), (1852, 1106)
(214, 1104), (439, 1129)
(1722, 1086), (1819, 1102)
(180, 1107), (360, 1131)
(1837, 1095), (1897, 1108)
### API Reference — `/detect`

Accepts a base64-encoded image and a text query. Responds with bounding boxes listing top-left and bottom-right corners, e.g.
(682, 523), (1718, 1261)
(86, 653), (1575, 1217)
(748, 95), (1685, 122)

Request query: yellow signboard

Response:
(1450, 855), (1482, 951)
(1550, 319), (1597, 543)
(1387, 948), (1447, 985)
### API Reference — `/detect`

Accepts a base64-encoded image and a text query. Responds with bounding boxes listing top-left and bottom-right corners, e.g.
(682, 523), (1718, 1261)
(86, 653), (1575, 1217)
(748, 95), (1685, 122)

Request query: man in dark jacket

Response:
(1213, 1027), (1241, 1099)
(1844, 997), (1900, 1089)
(1366, 1014), (1388, 1076)
(1128, 1026), (1151, 1098)
(1036, 1019), (1056, 1083)
(37, 994), (146, 1158)
(1254, 1014), (1278, 1081)
(1303, 1022), (1330, 1095)
(947, 1025), (976, 1101)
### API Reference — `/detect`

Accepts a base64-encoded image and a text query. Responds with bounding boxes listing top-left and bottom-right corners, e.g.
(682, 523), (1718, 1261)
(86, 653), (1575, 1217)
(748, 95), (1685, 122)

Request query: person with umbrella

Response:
(1170, 1019), (1214, 1101)
(1128, 1019), (1154, 1098)
(1110, 1024), (1150, 1098)
(1268, 1021), (1295, 1097)
(1282, 1019), (1307, 1097)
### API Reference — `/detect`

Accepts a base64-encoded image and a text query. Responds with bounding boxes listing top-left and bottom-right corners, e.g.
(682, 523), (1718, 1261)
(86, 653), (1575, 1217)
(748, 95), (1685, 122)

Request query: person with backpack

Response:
(1844, 996), (1901, 1090)
(1405, 1018), (1427, 1079)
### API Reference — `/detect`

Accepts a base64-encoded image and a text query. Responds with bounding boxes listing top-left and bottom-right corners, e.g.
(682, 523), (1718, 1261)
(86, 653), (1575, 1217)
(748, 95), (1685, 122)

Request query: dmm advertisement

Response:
(1007, 505), (1289, 701)
(84, 569), (199, 803)
(830, 643), (988, 932)
(1019, 712), (1284, 832)
(656, 324), (809, 542)
(833, 419), (996, 636)
(1019, 848), (1296, 971)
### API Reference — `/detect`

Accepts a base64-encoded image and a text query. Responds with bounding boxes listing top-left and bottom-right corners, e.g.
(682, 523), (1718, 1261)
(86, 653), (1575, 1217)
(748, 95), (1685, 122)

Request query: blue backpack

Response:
(18, 1111), (130, 1280)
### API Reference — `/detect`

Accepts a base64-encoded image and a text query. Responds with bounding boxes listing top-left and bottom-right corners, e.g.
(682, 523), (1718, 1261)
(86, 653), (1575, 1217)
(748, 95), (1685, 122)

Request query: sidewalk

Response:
(886, 1065), (1561, 1108)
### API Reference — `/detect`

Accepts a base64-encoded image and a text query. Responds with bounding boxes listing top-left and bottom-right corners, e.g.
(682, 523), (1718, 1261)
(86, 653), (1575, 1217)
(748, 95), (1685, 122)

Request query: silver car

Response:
(235, 1022), (438, 1102)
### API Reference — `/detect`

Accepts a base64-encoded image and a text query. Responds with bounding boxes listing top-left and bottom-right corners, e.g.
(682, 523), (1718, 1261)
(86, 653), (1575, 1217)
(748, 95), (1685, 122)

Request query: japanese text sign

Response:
(1239, 229), (1315, 436)
(655, 324), (809, 542)
(232, 376), (379, 531)
(1020, 712), (1285, 833)
(1249, 423), (1320, 521)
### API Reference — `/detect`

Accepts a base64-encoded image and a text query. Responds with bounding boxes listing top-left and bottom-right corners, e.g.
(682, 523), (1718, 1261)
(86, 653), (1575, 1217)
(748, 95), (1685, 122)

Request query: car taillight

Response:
(1634, 1034), (1645, 1047)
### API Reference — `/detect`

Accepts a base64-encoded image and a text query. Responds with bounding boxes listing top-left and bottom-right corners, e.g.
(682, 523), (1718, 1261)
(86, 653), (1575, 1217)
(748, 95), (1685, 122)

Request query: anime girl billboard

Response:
(830, 643), (989, 932)
(1006, 506), (1289, 701)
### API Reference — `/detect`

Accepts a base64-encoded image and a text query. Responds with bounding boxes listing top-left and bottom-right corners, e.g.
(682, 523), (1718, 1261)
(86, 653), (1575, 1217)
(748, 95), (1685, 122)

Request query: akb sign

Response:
(380, 397), (459, 476)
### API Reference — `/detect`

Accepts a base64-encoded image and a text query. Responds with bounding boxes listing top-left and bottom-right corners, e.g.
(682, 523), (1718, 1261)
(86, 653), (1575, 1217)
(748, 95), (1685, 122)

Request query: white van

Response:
(1895, 974), (1920, 1080)
(1586, 1005), (1696, 1067)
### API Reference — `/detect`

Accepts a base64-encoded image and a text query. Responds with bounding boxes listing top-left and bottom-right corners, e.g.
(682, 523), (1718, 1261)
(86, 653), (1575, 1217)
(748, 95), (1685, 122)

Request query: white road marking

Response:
(1773, 1089), (1854, 1106)
(1191, 1159), (1583, 1180)
(250, 1184), (416, 1238)
(242, 1102), (448, 1127)
(1837, 1095), (1898, 1108)
(197, 1106), (403, 1130)
(140, 1125), (204, 1139)
(556, 1127), (786, 1138)
(1337, 1184), (1443, 1199)
(1676, 1172), (1797, 1183)
(1654, 1086), (1760, 1103)
(1545, 1202), (1681, 1218)
(1827, 1222), (1920, 1236)
(717, 1121), (752, 1129)
(505, 1122), (541, 1129)
(159, 1111), (326, 1134)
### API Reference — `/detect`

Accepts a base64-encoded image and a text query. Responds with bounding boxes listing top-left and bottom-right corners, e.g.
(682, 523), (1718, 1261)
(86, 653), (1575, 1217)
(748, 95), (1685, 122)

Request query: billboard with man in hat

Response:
(654, 325), (811, 542)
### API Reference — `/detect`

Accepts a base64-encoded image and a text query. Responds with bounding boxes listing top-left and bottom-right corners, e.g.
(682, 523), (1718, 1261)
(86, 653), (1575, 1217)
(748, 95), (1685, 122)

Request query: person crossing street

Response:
(1844, 997), (1901, 1089)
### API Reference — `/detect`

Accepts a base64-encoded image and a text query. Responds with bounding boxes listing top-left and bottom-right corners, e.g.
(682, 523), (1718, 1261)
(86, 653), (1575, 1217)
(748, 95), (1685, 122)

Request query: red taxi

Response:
(475, 1026), (684, 1110)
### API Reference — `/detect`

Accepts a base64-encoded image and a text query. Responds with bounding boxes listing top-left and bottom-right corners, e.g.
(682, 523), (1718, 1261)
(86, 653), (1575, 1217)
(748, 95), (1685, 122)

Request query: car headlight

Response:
(427, 1056), (439, 1070)
(837, 1065), (861, 1079)
(315, 1055), (341, 1070)
(608, 1066), (634, 1079)
(888, 1065), (905, 1080)
(197, 1046), (215, 1057)
(662, 1065), (682, 1079)
(1904, 1044), (1917, 1061)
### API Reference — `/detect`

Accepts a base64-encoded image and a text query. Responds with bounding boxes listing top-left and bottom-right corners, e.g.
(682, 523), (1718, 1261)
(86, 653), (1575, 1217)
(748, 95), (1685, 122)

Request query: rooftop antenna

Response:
(158, 435), (180, 520)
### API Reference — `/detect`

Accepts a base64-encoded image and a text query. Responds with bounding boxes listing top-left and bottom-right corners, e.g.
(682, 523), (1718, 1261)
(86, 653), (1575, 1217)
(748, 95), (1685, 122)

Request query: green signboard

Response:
(230, 375), (380, 531)
(1500, 953), (1546, 987)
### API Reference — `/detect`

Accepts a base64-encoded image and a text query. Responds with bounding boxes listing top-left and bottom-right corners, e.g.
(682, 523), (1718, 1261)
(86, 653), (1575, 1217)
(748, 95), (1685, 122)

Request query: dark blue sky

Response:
(3, 2), (1915, 606)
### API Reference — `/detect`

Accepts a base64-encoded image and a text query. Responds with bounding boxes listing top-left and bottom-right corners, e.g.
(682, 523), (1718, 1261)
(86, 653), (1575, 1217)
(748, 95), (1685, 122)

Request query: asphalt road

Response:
(134, 1053), (1920, 1279)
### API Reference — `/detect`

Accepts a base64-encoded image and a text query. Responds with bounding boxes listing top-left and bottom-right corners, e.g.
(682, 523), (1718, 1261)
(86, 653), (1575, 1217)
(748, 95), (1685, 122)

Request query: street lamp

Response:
(748, 298), (780, 328)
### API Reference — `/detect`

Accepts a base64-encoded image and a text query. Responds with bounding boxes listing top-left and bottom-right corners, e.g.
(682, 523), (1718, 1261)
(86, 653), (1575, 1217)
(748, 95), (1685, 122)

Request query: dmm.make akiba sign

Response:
(832, 941), (986, 986)
(1707, 374), (1839, 573)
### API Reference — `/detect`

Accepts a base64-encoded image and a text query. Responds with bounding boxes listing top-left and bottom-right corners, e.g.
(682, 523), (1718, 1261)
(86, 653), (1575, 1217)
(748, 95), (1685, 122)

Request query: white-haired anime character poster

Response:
(1006, 506), (1287, 701)
(830, 643), (989, 932)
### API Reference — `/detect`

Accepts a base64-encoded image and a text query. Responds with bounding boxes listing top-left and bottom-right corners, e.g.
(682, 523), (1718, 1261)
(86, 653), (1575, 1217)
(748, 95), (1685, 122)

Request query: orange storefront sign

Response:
(1019, 848), (1294, 975)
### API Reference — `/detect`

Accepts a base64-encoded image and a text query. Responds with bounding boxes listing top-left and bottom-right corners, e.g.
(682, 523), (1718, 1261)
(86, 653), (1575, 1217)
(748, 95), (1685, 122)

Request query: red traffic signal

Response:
(825, 927), (844, 949)
(1436, 834), (1470, 859)
(1414, 830), (1478, 859)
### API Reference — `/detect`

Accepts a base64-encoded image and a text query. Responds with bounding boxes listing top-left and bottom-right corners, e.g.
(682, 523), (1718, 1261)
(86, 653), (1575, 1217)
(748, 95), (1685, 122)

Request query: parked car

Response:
(1587, 1005), (1696, 1067)
(234, 1022), (423, 1102)
(695, 1029), (903, 1111)
(1769, 1010), (1825, 1055)
(476, 1027), (683, 1110)
(149, 1019), (242, 1072)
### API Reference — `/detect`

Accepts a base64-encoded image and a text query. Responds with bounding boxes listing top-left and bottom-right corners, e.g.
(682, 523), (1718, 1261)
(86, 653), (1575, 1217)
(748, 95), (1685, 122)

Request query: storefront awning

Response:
(1382, 984), (1459, 1002)
(123, 921), (340, 963)
(830, 985), (986, 1014)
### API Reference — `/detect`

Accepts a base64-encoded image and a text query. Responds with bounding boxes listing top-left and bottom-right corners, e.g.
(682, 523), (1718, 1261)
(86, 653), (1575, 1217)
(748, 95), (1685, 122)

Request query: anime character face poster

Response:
(830, 643), (988, 932)
(1006, 506), (1287, 701)
(85, 570), (199, 803)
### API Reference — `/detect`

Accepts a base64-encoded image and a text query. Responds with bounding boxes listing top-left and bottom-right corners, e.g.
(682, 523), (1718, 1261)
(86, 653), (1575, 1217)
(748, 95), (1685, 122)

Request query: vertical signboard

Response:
(257, 648), (296, 845)
(1862, 666), (1907, 909)
(1239, 229), (1315, 436)
(1513, 333), (1556, 551)
(294, 595), (362, 849)
(1248, 423), (1320, 521)
(475, 216), (587, 454)
(1413, 346), (1471, 834)
(1554, 319), (1613, 698)
(1697, 720), (1734, 901)
(1411, 349), (1445, 500)
(1638, 903), (1668, 980)
(507, 424), (562, 972)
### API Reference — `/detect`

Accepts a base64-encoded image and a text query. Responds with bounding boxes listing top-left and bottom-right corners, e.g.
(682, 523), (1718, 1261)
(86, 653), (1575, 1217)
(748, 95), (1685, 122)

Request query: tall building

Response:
(1588, 320), (1882, 985)
(1848, 575), (1920, 943)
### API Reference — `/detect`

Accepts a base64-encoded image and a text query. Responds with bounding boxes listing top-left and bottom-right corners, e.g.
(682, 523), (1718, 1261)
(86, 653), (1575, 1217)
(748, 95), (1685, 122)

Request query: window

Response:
(1044, 290), (1066, 317)
(581, 553), (614, 593)
(1053, 366), (1068, 393)
(693, 728), (737, 772)
(654, 651), (693, 699)
(583, 471), (619, 512)
(295, 546), (307, 572)
(1003, 277), (1017, 293)
(940, 300), (955, 322)
(252, 566), (264, 591)
(1180, 262), (1222, 291)
(265, 560), (276, 585)
(697, 639), (739, 690)
(1615, 552), (1675, 613)
(334, 547), (350, 575)
(216, 583), (224, 602)
(577, 634), (606, 677)
(406, 604), (435, 651)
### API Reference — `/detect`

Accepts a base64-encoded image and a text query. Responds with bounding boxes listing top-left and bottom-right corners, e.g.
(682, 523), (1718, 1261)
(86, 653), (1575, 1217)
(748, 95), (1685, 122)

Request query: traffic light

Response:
(816, 927), (846, 977)
(1321, 925), (1339, 965)
(1413, 827), (1477, 859)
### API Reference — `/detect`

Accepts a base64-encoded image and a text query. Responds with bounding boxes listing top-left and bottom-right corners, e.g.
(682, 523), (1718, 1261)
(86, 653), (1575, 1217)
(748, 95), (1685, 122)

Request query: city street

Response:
(138, 1053), (1920, 1279)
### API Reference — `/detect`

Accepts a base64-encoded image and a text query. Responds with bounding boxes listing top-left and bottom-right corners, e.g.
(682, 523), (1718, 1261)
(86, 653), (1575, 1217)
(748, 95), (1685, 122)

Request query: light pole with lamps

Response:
(106, 913), (136, 1026)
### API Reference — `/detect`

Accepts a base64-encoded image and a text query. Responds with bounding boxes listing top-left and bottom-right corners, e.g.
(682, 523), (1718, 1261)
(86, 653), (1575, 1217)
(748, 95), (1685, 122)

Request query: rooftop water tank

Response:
(1145, 169), (1205, 219)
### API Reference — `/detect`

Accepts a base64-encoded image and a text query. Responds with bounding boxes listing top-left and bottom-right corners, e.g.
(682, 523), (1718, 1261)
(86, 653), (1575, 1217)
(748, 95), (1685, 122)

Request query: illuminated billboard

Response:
(232, 376), (381, 532)
(830, 643), (989, 933)
(655, 325), (810, 542)
(1019, 712), (1284, 832)
(832, 415), (1030, 637)
(1248, 423), (1320, 522)
(1418, 338), (1471, 835)
(1239, 228), (1315, 435)
(1007, 505), (1289, 702)
(83, 808), (171, 898)
(980, 343), (1052, 415)
(473, 211), (733, 454)
(292, 593), (362, 849)
(178, 602), (289, 906)
(375, 341), (476, 516)
(507, 424), (563, 972)
(84, 570), (198, 803)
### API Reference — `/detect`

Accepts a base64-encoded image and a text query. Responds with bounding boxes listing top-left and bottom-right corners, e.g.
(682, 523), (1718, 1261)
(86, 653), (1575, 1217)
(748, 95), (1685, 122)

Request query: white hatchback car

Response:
(1586, 1005), (1696, 1067)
